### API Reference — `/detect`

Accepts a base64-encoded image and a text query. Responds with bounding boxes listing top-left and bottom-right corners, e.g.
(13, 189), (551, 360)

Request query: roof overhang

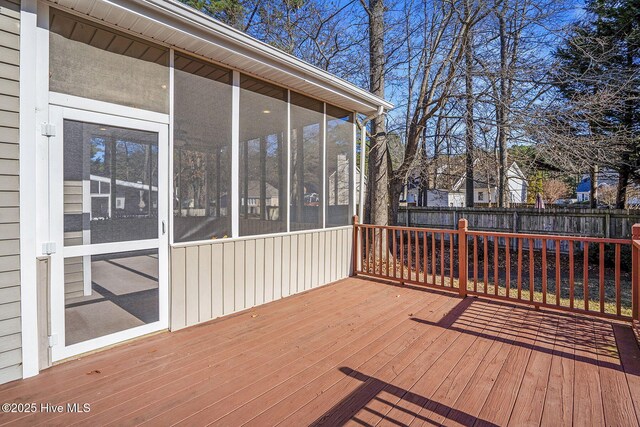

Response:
(46, 0), (393, 115)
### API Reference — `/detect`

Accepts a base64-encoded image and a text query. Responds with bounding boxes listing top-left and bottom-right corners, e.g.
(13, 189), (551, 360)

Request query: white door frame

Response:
(48, 105), (169, 362)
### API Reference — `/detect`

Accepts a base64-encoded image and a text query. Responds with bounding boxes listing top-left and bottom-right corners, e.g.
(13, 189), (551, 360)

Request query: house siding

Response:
(169, 227), (353, 330)
(0, 0), (21, 384)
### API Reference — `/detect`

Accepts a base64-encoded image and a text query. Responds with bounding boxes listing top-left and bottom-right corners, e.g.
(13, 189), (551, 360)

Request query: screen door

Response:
(48, 107), (169, 361)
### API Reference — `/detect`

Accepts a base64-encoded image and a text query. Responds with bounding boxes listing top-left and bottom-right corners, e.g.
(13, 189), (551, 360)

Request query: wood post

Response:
(458, 218), (468, 297)
(352, 215), (359, 276)
(632, 224), (640, 320)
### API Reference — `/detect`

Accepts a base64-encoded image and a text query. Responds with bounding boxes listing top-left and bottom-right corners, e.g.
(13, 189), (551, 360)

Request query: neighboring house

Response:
(90, 175), (159, 219)
(243, 180), (280, 219)
(328, 154), (367, 207)
(576, 170), (619, 202)
(401, 154), (528, 207)
(3, 0), (391, 384)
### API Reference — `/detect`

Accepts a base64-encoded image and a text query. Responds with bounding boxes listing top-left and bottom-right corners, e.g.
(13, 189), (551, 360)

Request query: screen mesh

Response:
(326, 105), (354, 227)
(49, 8), (169, 113)
(290, 92), (323, 231)
(239, 76), (288, 236)
(173, 54), (233, 242)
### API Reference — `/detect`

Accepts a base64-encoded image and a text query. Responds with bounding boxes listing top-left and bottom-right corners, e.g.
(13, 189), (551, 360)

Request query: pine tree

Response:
(553, 0), (640, 208)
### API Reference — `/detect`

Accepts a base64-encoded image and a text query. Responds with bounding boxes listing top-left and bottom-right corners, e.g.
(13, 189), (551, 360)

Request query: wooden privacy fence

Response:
(399, 207), (640, 239)
(353, 216), (638, 322)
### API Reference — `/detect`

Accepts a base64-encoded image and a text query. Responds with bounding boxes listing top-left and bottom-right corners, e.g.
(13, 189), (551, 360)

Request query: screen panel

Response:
(326, 105), (354, 227)
(290, 92), (323, 231)
(238, 76), (288, 236)
(49, 8), (169, 113)
(173, 54), (233, 242)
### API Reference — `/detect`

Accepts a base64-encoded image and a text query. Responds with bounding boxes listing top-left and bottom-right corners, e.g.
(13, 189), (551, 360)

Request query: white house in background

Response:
(3, 0), (391, 385)
(450, 160), (528, 205)
(401, 155), (528, 207)
(328, 154), (367, 207)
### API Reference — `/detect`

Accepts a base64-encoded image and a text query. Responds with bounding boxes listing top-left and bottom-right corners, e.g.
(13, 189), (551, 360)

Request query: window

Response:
(290, 92), (323, 231)
(63, 120), (158, 246)
(238, 76), (288, 236)
(326, 105), (354, 227)
(49, 9), (169, 113)
(173, 54), (232, 242)
(478, 191), (484, 201)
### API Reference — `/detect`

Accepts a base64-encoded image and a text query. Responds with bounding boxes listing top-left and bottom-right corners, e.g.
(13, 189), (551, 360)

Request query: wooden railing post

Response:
(352, 215), (359, 277)
(458, 219), (468, 297)
(632, 224), (640, 320)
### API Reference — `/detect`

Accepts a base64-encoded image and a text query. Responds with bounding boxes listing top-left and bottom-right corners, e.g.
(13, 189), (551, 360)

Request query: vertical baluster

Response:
(355, 225), (359, 273)
(542, 239), (547, 304)
(407, 229), (412, 280)
(378, 227), (384, 276)
(556, 240), (561, 306)
(375, 228), (380, 276)
(364, 226), (370, 274)
(378, 228), (382, 276)
(505, 237), (511, 298)
(440, 232), (445, 287)
(584, 243), (589, 311)
(529, 238), (535, 302)
(517, 238), (523, 300)
(392, 229), (397, 279)
(494, 236), (499, 296)
(569, 241), (575, 309)
(416, 231), (421, 282)
(384, 229), (389, 277)
(423, 231), (428, 284)
(599, 242), (605, 313)
(449, 234), (454, 287)
(431, 232), (436, 284)
(400, 229), (404, 281)
(483, 236), (488, 293)
(372, 227), (376, 274)
(473, 235), (478, 292)
(615, 244), (621, 317)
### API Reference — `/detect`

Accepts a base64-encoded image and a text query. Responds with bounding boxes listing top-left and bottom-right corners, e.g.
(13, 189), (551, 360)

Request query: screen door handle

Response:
(162, 220), (166, 235)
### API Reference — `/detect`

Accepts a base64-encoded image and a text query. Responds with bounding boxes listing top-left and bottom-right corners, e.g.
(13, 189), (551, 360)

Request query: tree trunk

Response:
(497, 11), (508, 208)
(590, 165), (598, 208)
(464, 0), (475, 208)
(616, 165), (630, 209)
(365, 0), (389, 226)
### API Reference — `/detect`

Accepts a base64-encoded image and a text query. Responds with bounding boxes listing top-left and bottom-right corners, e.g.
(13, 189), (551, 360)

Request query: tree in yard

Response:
(550, 0), (640, 208)
(361, 0), (390, 226)
(541, 178), (570, 204)
(386, 0), (483, 223)
(598, 184), (618, 207)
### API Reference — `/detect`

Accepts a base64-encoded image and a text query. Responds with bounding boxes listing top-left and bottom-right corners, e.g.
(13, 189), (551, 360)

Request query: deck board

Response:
(572, 316), (606, 426)
(406, 306), (533, 427)
(540, 313), (576, 427)
(0, 277), (638, 427)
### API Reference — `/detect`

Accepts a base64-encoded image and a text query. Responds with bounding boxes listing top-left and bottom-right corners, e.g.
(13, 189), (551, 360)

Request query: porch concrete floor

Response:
(1, 277), (640, 426)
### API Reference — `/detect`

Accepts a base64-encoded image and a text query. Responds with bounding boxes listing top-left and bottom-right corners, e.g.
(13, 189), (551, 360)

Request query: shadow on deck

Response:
(0, 277), (639, 426)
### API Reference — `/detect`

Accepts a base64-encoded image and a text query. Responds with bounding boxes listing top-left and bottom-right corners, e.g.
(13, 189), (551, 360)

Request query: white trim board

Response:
(19, 0), (42, 379)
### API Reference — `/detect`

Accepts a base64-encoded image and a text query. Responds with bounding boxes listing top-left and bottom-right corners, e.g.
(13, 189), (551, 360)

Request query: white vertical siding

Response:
(0, 0), (21, 384)
(169, 227), (353, 330)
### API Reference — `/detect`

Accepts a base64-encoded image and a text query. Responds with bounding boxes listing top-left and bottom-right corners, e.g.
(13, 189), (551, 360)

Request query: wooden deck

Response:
(1, 277), (640, 426)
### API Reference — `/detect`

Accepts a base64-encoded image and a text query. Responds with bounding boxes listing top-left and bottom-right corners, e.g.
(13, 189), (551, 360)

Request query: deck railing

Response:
(632, 224), (640, 332)
(353, 216), (638, 322)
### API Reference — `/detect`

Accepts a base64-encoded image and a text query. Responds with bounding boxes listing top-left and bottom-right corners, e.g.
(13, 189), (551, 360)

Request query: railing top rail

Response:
(356, 223), (457, 234)
(467, 229), (630, 245)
